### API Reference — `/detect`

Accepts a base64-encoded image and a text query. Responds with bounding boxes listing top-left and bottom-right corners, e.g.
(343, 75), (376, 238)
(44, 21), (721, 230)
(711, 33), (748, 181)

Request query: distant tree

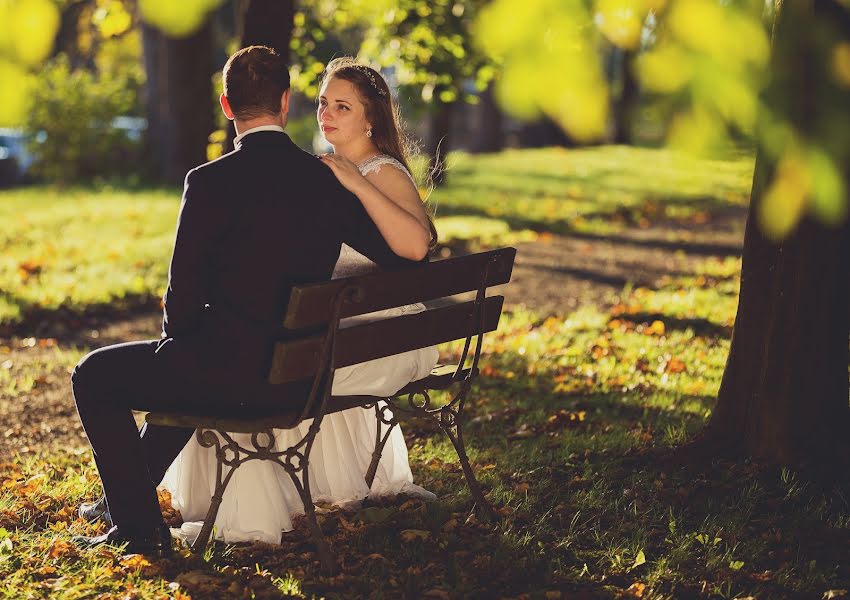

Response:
(50, 0), (92, 69)
(359, 0), (496, 182)
(471, 81), (504, 153)
(609, 47), (639, 144)
(238, 0), (295, 53)
(141, 21), (215, 183)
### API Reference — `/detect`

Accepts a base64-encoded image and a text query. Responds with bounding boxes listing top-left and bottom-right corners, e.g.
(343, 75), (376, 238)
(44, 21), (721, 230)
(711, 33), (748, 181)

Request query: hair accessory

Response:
(351, 65), (387, 97)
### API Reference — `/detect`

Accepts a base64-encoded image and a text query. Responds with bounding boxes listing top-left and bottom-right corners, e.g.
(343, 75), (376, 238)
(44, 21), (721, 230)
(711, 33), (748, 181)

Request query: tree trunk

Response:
(611, 48), (638, 145)
(51, 0), (90, 68)
(141, 21), (215, 184)
(239, 0), (295, 54)
(425, 100), (455, 186)
(471, 82), (504, 153)
(698, 0), (850, 467)
(516, 118), (572, 148)
(223, 0), (296, 153)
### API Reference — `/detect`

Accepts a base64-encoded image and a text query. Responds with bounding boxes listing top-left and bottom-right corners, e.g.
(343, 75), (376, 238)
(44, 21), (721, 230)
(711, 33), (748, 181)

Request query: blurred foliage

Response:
(289, 2), (365, 97)
(290, 0), (495, 110)
(753, 2), (850, 240)
(0, 0), (61, 127)
(25, 55), (143, 183)
(4, 0), (848, 239)
(358, 0), (495, 107)
(477, 0), (610, 142)
(137, 0), (224, 38)
(475, 0), (849, 239)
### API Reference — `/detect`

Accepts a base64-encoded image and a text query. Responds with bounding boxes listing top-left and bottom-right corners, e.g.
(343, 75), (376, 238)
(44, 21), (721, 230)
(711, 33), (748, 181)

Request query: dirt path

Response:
(0, 219), (744, 458)
(501, 218), (743, 314)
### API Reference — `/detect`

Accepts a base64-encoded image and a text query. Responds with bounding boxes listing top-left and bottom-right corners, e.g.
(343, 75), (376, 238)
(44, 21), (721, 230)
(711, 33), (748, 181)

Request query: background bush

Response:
(25, 56), (144, 183)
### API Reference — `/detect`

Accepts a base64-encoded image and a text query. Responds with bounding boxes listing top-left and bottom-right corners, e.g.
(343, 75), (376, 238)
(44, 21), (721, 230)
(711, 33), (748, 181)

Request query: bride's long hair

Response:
(321, 57), (438, 249)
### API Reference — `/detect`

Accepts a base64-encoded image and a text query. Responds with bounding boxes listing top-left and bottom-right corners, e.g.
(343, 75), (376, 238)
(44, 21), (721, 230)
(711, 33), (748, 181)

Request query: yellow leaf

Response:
(832, 42), (850, 88)
(758, 153), (809, 240)
(120, 553), (152, 570)
(646, 320), (666, 336)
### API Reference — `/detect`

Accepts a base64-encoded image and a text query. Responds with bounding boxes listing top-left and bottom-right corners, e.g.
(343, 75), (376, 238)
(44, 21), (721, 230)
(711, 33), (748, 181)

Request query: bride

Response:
(159, 58), (440, 544)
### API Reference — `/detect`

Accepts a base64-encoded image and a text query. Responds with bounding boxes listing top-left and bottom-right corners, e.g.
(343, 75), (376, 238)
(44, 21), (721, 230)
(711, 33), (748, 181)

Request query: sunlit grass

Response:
(432, 146), (754, 235)
(2, 281), (849, 596)
(0, 186), (176, 326)
(0, 146), (755, 329)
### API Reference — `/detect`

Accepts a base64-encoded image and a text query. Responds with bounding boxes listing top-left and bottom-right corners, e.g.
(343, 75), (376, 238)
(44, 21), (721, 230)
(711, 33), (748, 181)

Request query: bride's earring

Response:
(366, 127), (373, 138)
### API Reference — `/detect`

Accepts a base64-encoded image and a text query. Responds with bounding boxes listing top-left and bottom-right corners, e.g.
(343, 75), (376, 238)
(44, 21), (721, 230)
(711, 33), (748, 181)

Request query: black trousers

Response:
(72, 340), (204, 531)
(72, 338), (314, 531)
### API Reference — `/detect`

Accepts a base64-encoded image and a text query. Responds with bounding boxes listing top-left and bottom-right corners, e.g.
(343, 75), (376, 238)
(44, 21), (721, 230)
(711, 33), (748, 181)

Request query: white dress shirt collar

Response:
(234, 125), (285, 148)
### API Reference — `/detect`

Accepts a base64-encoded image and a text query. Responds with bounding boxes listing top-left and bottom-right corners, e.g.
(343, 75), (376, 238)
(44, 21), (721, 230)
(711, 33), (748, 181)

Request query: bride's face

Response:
(317, 76), (371, 147)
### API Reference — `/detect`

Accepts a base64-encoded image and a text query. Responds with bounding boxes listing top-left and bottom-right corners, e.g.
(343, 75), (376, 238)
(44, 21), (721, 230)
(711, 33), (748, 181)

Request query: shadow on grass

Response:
(4, 334), (849, 598)
(436, 203), (744, 257)
(0, 290), (161, 341)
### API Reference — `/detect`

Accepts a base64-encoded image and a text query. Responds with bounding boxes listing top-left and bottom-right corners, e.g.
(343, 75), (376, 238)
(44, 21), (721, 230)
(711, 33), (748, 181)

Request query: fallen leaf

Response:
(630, 550), (646, 571)
(665, 358), (687, 373)
(120, 554), (151, 571)
(400, 529), (430, 543)
(46, 537), (77, 560)
(33, 565), (58, 580)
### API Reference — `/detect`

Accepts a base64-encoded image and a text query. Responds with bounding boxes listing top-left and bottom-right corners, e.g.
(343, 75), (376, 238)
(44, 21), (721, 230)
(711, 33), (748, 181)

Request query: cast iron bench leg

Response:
(435, 404), (498, 521)
(385, 388), (498, 522)
(191, 429), (240, 553)
(281, 422), (338, 575)
(364, 400), (399, 489)
(188, 427), (338, 574)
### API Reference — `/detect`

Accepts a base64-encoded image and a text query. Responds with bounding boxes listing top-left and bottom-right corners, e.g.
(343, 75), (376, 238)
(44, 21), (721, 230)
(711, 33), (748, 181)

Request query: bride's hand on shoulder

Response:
(319, 153), (368, 194)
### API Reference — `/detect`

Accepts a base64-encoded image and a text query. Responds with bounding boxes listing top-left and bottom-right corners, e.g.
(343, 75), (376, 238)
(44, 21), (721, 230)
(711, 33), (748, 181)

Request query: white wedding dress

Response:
(159, 155), (439, 544)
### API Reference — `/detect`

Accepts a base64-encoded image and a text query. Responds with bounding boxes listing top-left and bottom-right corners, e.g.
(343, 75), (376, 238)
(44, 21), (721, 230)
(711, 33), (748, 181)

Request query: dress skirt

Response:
(158, 303), (439, 544)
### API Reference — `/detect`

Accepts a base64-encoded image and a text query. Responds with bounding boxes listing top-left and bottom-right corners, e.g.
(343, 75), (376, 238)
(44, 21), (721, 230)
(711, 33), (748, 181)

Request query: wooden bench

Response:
(145, 247), (516, 573)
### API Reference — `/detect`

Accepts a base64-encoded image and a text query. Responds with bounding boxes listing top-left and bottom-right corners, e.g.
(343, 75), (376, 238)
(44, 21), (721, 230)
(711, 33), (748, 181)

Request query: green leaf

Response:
(356, 506), (397, 524)
(629, 550), (646, 571)
(729, 560), (745, 570)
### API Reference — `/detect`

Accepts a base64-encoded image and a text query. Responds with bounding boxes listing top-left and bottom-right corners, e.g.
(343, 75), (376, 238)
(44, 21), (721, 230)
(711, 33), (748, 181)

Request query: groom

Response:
(71, 45), (423, 554)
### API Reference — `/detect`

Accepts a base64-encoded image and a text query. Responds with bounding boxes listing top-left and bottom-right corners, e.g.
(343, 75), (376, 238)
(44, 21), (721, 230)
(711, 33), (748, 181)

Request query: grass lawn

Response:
(0, 146), (754, 330)
(3, 146), (848, 598)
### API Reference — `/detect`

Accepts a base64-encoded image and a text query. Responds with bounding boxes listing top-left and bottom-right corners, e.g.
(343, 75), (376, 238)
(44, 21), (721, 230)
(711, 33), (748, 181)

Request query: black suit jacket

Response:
(154, 130), (423, 404)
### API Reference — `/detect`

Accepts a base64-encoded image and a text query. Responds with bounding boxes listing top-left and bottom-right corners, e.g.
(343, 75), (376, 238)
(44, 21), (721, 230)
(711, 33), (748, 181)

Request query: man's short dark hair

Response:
(222, 45), (291, 120)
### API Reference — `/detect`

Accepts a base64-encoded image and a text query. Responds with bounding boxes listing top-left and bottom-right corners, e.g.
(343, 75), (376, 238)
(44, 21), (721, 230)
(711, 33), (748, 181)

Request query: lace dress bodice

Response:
(357, 154), (415, 182)
(332, 154), (415, 279)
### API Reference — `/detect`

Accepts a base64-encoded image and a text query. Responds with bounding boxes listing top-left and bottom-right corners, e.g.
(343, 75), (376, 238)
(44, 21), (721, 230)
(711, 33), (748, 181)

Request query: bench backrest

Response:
(268, 247), (516, 384)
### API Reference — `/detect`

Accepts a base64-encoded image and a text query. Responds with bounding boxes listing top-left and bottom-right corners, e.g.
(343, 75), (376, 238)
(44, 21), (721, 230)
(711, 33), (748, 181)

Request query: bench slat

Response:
(283, 247), (515, 329)
(269, 297), (503, 383)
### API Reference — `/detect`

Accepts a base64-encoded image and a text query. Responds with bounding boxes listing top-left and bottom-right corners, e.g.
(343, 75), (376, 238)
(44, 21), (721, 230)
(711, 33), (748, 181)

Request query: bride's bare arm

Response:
(319, 154), (430, 261)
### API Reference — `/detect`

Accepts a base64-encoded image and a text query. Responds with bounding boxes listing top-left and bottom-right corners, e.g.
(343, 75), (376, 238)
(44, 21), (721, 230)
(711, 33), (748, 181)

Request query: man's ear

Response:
(279, 89), (292, 128)
(280, 89), (291, 116)
(220, 94), (235, 121)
